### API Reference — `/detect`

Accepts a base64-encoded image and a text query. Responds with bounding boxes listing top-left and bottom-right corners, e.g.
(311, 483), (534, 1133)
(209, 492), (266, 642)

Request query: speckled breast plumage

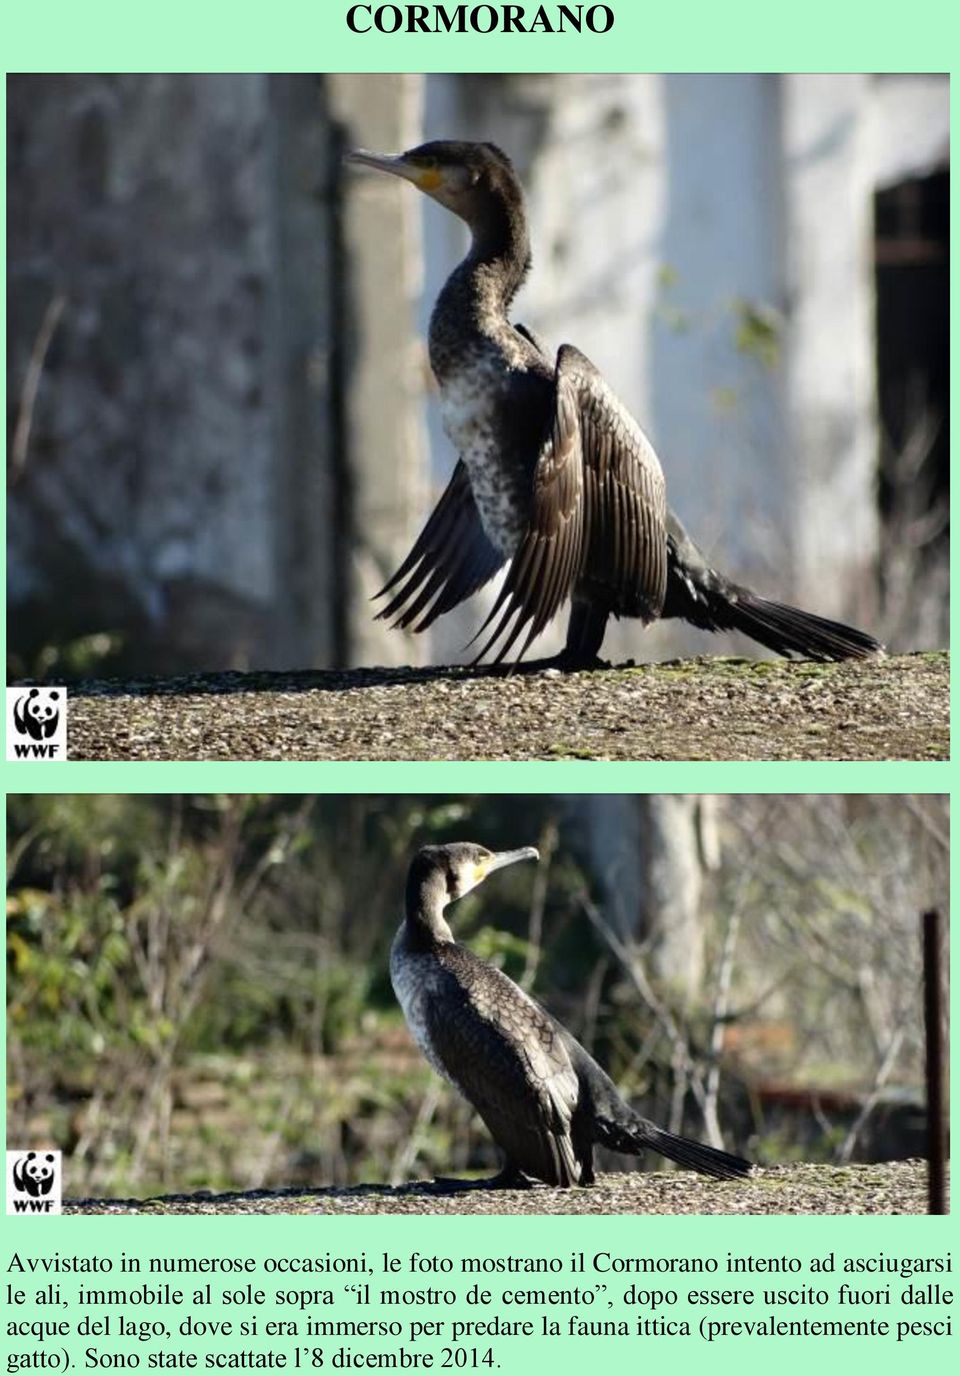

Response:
(429, 267), (548, 562)
(390, 931), (457, 1085)
(391, 924), (579, 1114)
(436, 355), (532, 559)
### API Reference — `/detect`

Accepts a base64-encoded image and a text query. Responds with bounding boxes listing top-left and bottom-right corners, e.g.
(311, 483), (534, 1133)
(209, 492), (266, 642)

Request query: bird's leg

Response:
(500, 598), (612, 673)
(556, 596), (610, 670)
(552, 647), (610, 671)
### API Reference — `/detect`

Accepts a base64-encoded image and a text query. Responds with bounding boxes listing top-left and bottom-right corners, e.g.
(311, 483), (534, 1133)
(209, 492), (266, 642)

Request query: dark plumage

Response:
(347, 140), (882, 668)
(391, 842), (751, 1188)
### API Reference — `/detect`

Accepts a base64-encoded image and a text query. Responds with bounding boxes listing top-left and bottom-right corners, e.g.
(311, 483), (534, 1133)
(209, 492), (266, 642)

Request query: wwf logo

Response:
(13, 1152), (57, 1197)
(7, 1150), (62, 1214)
(13, 688), (60, 740)
(7, 687), (68, 760)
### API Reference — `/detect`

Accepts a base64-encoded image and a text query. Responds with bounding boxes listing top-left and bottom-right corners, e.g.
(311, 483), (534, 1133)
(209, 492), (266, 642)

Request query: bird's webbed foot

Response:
(486, 1163), (537, 1189)
(430, 1164), (536, 1192)
(552, 648), (611, 672)
(510, 650), (610, 674)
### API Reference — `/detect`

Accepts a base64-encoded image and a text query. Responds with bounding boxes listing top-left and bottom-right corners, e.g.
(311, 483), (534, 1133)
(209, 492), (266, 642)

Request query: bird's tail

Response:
(709, 588), (883, 662)
(636, 1124), (752, 1181)
(587, 1092), (752, 1180)
(663, 518), (883, 662)
(562, 1028), (752, 1182)
(595, 1110), (751, 1180)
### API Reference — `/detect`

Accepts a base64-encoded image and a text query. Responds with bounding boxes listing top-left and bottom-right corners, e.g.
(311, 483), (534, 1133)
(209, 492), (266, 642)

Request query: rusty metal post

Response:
(922, 909), (947, 1214)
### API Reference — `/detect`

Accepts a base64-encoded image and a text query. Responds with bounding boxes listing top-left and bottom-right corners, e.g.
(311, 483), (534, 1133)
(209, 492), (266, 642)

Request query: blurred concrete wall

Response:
(8, 73), (424, 675)
(329, 75), (430, 668)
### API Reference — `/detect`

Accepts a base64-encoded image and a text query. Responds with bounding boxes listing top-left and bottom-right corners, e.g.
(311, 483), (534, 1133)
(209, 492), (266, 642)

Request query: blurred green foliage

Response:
(7, 631), (126, 684)
(6, 794), (590, 1195)
(732, 298), (782, 369)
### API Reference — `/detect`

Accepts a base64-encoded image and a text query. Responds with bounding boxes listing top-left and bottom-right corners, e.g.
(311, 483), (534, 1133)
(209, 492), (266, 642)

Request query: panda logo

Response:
(12, 1152), (57, 1198)
(13, 688), (61, 741)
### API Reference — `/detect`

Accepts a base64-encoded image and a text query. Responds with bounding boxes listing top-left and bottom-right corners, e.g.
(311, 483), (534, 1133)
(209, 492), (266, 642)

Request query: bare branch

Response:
(10, 293), (67, 480)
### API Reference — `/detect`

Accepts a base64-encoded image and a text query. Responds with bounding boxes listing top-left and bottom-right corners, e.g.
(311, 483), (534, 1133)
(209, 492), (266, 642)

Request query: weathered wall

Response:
(331, 74), (430, 667)
(7, 73), (424, 675)
(781, 74), (881, 621)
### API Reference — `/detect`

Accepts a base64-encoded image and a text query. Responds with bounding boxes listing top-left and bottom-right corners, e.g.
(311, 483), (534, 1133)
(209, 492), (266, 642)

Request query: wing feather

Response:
(470, 367), (586, 664)
(383, 332), (669, 663)
(375, 461), (505, 632)
(423, 954), (582, 1186)
(558, 343), (668, 620)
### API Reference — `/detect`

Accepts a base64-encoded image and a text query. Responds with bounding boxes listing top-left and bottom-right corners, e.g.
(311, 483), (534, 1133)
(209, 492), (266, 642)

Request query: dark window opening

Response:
(874, 168), (949, 646)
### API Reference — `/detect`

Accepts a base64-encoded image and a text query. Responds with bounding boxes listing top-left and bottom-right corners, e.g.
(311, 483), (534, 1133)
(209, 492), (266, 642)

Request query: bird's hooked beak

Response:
(345, 148), (444, 193)
(483, 846), (540, 876)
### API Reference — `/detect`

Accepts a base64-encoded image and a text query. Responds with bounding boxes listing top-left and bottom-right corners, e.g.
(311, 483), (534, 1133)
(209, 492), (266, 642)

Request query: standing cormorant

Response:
(391, 842), (751, 1187)
(347, 140), (882, 669)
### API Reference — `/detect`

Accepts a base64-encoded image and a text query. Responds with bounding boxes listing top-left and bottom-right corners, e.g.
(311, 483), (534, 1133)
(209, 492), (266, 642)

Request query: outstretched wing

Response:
(381, 329), (668, 663)
(375, 461), (505, 631)
(472, 342), (668, 663)
(470, 365), (586, 663)
(558, 344), (668, 621)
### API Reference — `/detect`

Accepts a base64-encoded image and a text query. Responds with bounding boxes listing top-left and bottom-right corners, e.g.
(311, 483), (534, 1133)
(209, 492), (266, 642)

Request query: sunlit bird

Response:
(391, 842), (752, 1187)
(347, 140), (882, 669)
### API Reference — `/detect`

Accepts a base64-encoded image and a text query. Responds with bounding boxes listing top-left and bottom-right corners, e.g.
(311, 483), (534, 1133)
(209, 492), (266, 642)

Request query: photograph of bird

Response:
(347, 141), (882, 669)
(392, 841), (752, 1188)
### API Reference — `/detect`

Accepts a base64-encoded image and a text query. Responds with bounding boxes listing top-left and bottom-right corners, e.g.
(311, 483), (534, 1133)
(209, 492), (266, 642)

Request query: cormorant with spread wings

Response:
(347, 141), (881, 668)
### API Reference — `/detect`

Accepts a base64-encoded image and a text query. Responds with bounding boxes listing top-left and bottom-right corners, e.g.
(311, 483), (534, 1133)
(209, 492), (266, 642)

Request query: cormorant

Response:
(346, 141), (882, 669)
(392, 842), (751, 1187)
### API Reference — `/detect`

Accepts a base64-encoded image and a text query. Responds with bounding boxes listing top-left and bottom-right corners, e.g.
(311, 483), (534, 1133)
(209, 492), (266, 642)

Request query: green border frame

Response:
(2, 6), (957, 1368)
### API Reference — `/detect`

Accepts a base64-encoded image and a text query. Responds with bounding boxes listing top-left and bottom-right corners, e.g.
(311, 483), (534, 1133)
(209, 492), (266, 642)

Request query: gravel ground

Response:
(64, 652), (947, 761)
(65, 1161), (929, 1215)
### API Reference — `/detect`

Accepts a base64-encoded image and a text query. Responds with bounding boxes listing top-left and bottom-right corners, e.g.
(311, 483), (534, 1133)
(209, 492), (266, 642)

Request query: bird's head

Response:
(408, 841), (539, 908)
(345, 140), (524, 233)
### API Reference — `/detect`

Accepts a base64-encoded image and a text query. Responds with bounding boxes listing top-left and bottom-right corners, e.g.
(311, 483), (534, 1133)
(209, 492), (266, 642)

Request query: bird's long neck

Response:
(467, 194), (531, 311)
(430, 197), (531, 369)
(403, 867), (454, 949)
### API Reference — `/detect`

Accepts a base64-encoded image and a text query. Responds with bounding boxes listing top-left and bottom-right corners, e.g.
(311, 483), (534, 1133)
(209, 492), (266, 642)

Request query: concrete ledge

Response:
(59, 652), (948, 762)
(64, 1161), (929, 1215)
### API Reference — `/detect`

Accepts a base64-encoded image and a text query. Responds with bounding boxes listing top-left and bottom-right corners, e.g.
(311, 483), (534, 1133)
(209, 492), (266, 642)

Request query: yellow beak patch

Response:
(416, 168), (444, 191)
